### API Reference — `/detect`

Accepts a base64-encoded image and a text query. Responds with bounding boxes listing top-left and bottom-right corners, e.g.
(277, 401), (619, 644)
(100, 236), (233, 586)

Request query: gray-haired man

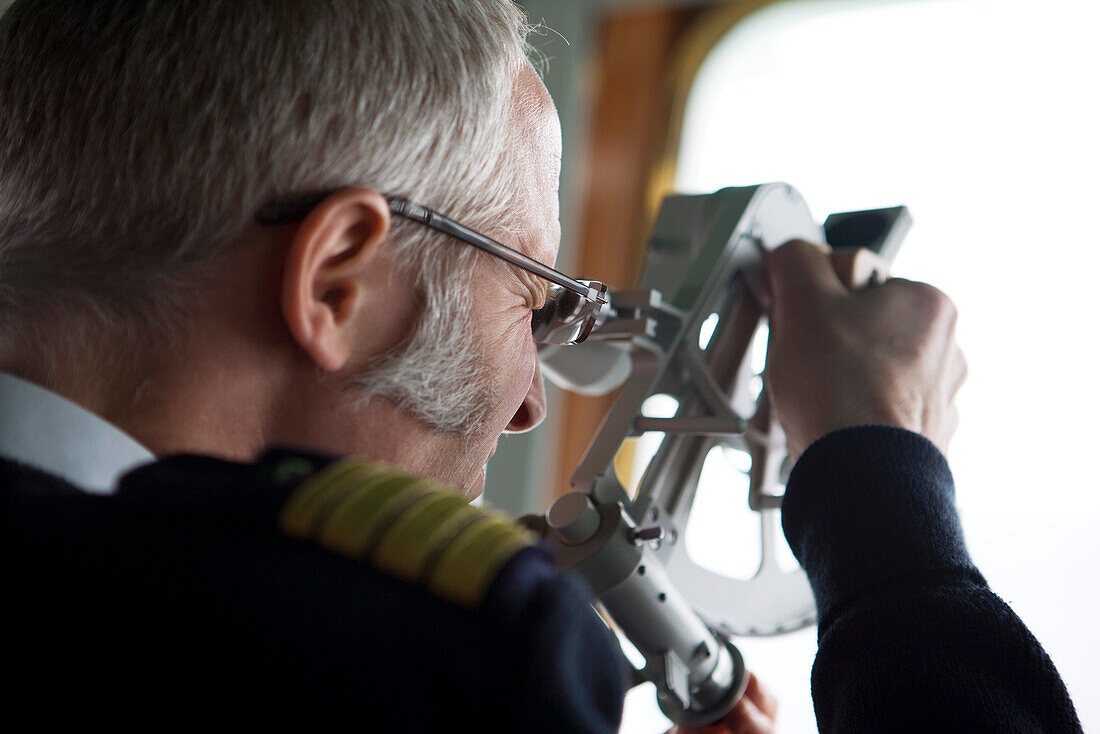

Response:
(0, 2), (1079, 732)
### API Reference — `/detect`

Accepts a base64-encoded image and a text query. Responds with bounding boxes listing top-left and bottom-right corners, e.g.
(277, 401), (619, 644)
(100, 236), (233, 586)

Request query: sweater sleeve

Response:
(781, 426), (1082, 733)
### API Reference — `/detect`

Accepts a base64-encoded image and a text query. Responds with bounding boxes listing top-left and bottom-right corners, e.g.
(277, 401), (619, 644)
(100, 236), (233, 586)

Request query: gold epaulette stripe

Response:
(278, 461), (386, 539)
(371, 491), (479, 583)
(277, 459), (535, 609)
(427, 515), (533, 609)
(319, 475), (434, 559)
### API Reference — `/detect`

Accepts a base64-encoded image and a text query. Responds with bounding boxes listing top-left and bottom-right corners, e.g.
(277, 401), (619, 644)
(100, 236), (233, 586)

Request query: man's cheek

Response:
(501, 337), (534, 407)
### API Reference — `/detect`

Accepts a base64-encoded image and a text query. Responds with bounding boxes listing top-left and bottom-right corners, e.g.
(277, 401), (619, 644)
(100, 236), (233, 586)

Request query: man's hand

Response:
(667, 673), (778, 734)
(764, 240), (966, 460)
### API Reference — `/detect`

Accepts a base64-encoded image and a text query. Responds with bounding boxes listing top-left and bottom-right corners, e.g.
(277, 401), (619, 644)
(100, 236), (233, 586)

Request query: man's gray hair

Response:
(0, 0), (533, 431)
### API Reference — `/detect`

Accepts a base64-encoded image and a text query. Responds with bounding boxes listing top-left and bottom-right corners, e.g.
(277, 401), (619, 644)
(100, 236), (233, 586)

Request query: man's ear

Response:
(281, 188), (394, 372)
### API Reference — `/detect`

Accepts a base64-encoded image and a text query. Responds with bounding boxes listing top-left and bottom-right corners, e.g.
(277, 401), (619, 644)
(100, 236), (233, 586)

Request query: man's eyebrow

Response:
(507, 237), (556, 305)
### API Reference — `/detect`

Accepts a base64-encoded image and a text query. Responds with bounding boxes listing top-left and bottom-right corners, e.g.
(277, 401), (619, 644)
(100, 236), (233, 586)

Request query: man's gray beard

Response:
(344, 296), (496, 438)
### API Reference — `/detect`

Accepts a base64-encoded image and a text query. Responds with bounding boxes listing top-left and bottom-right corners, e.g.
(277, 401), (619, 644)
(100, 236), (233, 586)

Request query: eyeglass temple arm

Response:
(387, 197), (603, 302)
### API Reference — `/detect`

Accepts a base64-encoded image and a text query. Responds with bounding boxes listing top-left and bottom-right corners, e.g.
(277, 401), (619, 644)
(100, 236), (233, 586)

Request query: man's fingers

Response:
(935, 345), (966, 455)
(668, 698), (774, 734)
(743, 672), (779, 720)
(666, 673), (778, 734)
(722, 694), (777, 734)
(759, 242), (888, 315)
(765, 240), (847, 311)
(950, 345), (968, 398)
(830, 247), (891, 290)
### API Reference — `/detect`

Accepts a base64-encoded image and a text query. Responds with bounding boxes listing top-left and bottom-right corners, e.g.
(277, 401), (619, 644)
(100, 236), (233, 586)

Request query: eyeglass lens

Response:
(532, 280), (606, 346)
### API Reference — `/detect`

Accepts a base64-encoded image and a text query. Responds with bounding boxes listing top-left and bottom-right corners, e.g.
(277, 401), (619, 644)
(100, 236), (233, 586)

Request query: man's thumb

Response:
(765, 240), (846, 312)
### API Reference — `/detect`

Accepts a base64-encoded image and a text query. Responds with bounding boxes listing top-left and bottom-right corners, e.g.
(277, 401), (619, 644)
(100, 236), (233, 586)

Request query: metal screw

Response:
(633, 526), (665, 544)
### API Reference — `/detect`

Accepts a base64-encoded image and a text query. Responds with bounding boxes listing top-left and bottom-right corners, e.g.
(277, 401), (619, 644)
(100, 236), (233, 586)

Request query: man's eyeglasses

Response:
(255, 192), (608, 346)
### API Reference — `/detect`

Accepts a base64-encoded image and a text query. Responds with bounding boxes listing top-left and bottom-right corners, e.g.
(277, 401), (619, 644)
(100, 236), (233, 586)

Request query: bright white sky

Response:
(623, 0), (1100, 731)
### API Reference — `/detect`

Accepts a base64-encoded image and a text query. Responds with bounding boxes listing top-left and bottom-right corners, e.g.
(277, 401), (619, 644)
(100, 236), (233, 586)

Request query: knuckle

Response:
(955, 350), (969, 388)
(771, 239), (826, 262)
(780, 238), (824, 251)
(894, 279), (957, 324)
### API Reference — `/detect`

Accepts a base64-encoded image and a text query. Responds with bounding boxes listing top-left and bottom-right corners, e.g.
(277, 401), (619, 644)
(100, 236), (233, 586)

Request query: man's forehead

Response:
(508, 64), (562, 270)
(515, 64), (561, 144)
(511, 64), (561, 171)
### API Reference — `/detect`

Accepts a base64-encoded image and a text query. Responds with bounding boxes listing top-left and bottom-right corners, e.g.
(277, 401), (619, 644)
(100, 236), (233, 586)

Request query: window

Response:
(622, 0), (1100, 731)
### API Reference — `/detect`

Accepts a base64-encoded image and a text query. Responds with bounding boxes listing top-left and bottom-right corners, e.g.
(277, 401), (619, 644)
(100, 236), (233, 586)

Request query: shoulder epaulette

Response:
(277, 459), (535, 609)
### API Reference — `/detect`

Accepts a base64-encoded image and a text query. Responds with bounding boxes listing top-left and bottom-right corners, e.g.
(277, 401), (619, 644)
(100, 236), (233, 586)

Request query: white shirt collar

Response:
(0, 372), (155, 494)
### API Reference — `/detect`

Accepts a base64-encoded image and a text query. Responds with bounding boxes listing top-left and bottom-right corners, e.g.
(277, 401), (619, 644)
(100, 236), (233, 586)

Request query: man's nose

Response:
(505, 366), (546, 433)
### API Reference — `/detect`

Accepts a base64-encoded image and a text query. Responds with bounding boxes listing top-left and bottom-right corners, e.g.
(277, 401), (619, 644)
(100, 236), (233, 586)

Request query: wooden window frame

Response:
(551, 0), (792, 502)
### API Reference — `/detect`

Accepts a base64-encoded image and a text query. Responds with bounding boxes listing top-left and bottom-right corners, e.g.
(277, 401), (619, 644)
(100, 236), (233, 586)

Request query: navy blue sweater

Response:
(783, 426), (1082, 733)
